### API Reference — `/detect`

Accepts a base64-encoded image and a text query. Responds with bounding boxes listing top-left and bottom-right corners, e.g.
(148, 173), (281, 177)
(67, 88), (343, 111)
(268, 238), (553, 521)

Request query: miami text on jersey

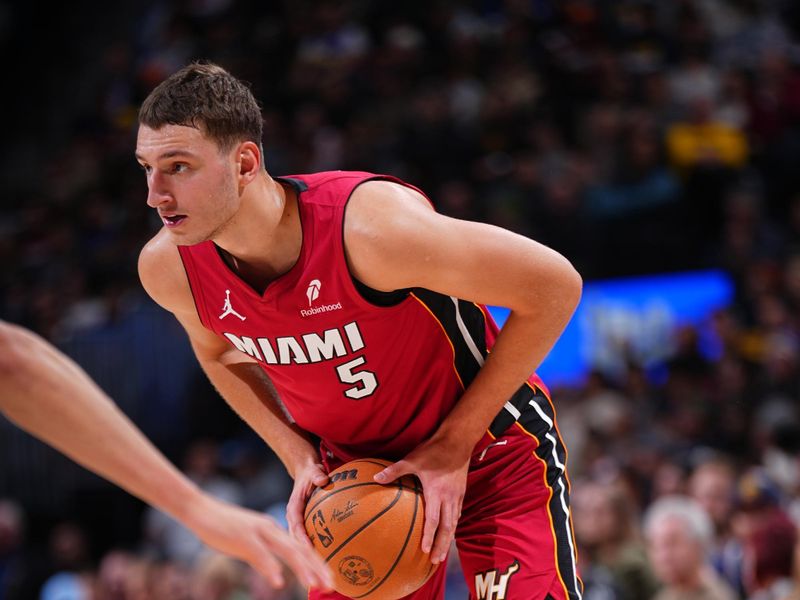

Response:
(222, 321), (365, 365)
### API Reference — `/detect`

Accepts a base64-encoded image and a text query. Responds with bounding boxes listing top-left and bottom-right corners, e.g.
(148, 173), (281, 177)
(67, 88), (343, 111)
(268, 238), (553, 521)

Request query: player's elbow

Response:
(541, 249), (582, 300)
(516, 252), (582, 321)
(558, 259), (583, 313)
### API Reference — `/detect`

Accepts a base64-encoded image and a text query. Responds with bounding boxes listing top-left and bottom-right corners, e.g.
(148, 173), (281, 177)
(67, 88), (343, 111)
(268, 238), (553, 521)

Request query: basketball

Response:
(303, 458), (438, 599)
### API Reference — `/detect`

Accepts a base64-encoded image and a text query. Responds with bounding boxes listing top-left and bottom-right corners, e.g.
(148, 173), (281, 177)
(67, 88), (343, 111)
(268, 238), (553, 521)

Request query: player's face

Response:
(136, 124), (240, 245)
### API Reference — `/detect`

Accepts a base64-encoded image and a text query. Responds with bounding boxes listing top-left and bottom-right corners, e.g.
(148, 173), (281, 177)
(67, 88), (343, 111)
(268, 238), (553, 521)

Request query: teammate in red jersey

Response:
(136, 63), (583, 600)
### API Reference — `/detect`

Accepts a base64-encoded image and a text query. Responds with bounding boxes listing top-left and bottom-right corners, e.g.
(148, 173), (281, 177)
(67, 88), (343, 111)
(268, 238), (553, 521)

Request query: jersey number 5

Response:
(336, 356), (378, 399)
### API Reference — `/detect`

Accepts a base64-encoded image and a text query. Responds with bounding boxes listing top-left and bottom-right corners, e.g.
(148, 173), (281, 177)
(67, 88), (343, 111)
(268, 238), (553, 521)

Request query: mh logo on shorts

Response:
(301, 278), (342, 317)
(474, 560), (519, 600)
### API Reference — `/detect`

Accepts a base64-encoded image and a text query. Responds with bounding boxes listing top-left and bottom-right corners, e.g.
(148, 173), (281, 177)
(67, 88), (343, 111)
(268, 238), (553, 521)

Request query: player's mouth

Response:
(161, 214), (187, 228)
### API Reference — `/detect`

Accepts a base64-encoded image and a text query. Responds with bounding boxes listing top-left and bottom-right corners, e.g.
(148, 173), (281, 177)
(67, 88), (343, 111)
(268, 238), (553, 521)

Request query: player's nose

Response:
(146, 174), (172, 208)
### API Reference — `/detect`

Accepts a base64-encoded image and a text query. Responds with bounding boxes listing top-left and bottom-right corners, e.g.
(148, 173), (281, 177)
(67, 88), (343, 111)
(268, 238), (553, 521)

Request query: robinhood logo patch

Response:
(302, 279), (342, 317)
(307, 279), (321, 306)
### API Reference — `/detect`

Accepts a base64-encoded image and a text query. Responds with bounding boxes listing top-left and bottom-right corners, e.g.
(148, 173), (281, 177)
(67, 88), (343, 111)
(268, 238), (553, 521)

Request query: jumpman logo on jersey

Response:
(219, 289), (246, 321)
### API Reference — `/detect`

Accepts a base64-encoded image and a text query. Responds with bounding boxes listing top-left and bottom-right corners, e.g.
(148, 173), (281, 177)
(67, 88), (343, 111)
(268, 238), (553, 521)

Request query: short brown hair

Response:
(138, 62), (263, 151)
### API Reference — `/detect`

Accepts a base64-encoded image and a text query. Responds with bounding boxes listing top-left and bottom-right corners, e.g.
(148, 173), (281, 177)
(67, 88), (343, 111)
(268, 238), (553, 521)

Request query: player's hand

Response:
(373, 436), (470, 565)
(185, 493), (333, 591)
(286, 459), (330, 547)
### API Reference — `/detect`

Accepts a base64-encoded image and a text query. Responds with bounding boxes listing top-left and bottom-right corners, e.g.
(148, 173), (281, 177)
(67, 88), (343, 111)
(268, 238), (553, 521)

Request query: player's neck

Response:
(214, 176), (302, 289)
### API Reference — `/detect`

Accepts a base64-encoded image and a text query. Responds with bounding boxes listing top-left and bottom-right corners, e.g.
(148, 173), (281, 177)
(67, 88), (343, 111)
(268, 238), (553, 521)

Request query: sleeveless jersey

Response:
(178, 171), (549, 461)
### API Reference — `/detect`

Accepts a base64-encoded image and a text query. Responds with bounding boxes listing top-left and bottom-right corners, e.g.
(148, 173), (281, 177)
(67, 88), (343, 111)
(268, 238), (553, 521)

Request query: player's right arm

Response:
(138, 230), (329, 545)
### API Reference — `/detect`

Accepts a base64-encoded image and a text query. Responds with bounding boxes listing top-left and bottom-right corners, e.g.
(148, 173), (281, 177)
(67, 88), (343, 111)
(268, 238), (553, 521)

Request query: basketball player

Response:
(0, 321), (333, 591)
(136, 63), (583, 600)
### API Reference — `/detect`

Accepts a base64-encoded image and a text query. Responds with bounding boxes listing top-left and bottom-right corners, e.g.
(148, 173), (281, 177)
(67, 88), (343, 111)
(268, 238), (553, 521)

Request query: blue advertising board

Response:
(487, 270), (734, 386)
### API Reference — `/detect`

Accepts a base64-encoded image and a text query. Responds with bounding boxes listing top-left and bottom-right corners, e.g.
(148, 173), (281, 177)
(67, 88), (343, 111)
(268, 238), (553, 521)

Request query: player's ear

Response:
(237, 141), (261, 184)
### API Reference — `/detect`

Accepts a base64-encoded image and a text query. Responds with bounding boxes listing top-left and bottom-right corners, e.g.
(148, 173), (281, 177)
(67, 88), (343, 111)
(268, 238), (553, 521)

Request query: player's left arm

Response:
(344, 180), (583, 564)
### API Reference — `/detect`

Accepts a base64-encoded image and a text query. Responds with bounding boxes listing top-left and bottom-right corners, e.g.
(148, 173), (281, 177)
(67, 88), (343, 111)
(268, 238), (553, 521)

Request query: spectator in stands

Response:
(740, 510), (798, 600)
(644, 495), (737, 600)
(573, 478), (659, 600)
(688, 455), (745, 595)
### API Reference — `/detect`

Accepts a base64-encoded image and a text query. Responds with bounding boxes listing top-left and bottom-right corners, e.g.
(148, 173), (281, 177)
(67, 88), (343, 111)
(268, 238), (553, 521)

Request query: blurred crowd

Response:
(3, 0), (800, 598)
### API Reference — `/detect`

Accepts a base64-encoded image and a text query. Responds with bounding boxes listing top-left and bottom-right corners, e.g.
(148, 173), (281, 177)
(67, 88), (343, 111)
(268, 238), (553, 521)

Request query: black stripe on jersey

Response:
(532, 431), (583, 600)
(515, 390), (582, 598)
(412, 290), (560, 442)
(488, 384), (536, 438)
(410, 288), (488, 387)
(274, 175), (309, 192)
(352, 277), (409, 307)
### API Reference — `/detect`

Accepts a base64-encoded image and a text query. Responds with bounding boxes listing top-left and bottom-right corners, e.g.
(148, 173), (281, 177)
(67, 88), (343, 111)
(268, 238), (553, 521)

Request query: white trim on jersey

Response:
(529, 399), (581, 598)
(450, 296), (523, 423)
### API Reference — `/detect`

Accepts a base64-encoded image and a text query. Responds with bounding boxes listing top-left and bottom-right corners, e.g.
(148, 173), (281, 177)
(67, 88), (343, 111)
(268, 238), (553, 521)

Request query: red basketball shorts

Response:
(311, 395), (583, 600)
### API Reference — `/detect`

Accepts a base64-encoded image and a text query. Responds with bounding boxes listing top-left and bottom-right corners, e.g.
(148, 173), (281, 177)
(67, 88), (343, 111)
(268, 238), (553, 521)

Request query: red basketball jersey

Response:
(177, 171), (548, 461)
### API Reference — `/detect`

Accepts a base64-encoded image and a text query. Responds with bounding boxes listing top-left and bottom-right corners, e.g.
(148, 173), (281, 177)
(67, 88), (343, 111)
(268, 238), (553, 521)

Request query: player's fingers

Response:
(285, 494), (309, 543)
(421, 498), (441, 556)
(430, 501), (458, 565)
(259, 520), (333, 591)
(311, 463), (330, 487)
(296, 552), (334, 590)
(288, 517), (311, 546)
(374, 460), (410, 484)
(279, 538), (333, 590)
(252, 551), (286, 589)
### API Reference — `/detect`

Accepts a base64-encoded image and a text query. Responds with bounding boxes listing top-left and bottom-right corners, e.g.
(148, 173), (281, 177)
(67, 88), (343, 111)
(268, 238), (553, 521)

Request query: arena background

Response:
(2, 1), (800, 598)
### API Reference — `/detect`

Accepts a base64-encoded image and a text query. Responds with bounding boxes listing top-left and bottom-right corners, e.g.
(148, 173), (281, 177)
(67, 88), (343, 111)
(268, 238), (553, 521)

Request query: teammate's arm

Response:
(0, 320), (332, 591)
(138, 232), (329, 548)
(345, 180), (583, 564)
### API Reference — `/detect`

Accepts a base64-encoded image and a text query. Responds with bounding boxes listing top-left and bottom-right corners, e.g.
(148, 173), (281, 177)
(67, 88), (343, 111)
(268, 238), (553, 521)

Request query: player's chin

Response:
(162, 224), (204, 245)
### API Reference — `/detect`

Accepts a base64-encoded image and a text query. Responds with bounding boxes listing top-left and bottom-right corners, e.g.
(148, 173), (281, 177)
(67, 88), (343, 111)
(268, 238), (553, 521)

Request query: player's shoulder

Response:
(138, 227), (181, 274)
(349, 178), (433, 221)
(343, 178), (444, 290)
(345, 179), (437, 256)
(138, 229), (194, 313)
(282, 170), (374, 191)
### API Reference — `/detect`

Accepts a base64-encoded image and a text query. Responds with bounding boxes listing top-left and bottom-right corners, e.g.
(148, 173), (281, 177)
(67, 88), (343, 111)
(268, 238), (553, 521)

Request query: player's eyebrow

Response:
(135, 149), (199, 162)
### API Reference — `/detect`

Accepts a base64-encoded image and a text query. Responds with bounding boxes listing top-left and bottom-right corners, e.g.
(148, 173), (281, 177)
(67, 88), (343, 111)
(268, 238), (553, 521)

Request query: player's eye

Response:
(139, 163), (152, 175)
(171, 163), (188, 174)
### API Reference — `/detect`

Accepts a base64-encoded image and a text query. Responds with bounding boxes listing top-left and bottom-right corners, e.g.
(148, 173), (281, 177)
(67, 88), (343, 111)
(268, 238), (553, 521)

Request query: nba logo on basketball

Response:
(474, 561), (519, 600)
(311, 509), (334, 548)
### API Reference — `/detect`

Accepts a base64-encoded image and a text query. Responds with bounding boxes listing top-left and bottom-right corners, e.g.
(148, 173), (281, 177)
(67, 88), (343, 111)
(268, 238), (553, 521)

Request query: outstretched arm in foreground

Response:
(0, 321), (332, 592)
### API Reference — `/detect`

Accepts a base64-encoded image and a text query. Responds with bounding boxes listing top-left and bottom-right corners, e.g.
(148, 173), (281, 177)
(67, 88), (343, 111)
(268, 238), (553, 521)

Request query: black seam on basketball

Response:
(352, 472), (423, 597)
(322, 480), (405, 563)
(349, 459), (391, 469)
(309, 459), (390, 504)
(304, 482), (419, 525)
